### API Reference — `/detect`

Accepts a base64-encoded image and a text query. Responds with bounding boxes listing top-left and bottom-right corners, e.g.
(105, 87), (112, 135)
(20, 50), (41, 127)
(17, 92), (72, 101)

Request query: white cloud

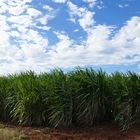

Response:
(83, 0), (97, 8)
(118, 4), (129, 8)
(0, 0), (140, 75)
(43, 5), (53, 11)
(37, 26), (51, 31)
(52, 0), (67, 3)
(74, 29), (79, 32)
(66, 3), (140, 66)
(37, 13), (56, 25)
(0, 0), (56, 75)
(67, 1), (95, 30)
(26, 8), (42, 17)
(46, 16), (140, 69)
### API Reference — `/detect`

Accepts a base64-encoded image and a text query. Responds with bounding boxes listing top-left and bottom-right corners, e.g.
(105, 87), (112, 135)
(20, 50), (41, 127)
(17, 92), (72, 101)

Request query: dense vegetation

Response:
(0, 68), (139, 131)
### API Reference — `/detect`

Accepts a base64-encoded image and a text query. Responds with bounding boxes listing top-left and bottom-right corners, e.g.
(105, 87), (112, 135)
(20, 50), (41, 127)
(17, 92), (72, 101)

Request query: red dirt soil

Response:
(1, 122), (140, 140)
(19, 123), (140, 140)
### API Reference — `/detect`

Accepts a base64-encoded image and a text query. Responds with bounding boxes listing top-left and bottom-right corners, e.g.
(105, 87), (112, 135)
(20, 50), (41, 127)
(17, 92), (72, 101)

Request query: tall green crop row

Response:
(111, 72), (140, 131)
(0, 68), (139, 131)
(68, 68), (112, 126)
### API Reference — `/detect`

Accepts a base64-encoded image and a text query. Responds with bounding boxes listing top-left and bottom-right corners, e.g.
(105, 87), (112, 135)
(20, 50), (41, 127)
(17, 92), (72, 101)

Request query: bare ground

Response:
(0, 122), (139, 140)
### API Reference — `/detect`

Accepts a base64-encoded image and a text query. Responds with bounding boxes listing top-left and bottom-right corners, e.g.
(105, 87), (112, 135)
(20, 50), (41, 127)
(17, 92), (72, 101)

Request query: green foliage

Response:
(68, 68), (111, 126)
(45, 70), (73, 127)
(6, 71), (46, 125)
(0, 68), (139, 131)
(0, 76), (10, 121)
(111, 72), (140, 131)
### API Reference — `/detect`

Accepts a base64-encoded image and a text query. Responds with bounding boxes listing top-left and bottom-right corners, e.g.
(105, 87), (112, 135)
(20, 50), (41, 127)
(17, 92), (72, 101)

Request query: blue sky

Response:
(0, 0), (140, 74)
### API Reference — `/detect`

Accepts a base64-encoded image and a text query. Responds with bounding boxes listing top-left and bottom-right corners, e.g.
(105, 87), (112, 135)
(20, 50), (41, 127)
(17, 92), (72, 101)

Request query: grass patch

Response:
(0, 127), (24, 140)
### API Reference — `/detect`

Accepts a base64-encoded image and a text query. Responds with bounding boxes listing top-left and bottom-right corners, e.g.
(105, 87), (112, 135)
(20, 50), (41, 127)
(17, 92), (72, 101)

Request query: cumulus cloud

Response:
(0, 0), (140, 75)
(67, 1), (95, 30)
(65, 2), (140, 66)
(47, 16), (140, 68)
(0, 0), (56, 75)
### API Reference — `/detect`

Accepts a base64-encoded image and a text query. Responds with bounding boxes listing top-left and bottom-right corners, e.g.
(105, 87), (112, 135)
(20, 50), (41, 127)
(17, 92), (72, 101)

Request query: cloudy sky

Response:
(0, 0), (140, 74)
